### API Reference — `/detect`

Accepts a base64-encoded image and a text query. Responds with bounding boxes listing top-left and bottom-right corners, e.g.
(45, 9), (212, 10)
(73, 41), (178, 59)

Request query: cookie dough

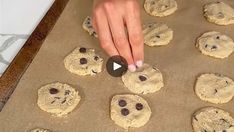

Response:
(110, 94), (152, 129)
(37, 82), (81, 117)
(195, 73), (234, 104)
(192, 107), (234, 132)
(82, 16), (97, 37)
(143, 23), (173, 46)
(30, 128), (51, 132)
(64, 47), (103, 76)
(122, 63), (164, 94)
(144, 0), (177, 17)
(204, 2), (234, 25)
(196, 31), (234, 59)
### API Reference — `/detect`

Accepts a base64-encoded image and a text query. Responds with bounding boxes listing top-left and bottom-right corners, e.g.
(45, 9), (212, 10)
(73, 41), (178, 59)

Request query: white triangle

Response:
(113, 62), (121, 71)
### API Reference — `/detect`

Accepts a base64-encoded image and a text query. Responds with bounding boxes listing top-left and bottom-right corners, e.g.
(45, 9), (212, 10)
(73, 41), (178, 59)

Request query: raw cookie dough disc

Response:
(196, 31), (234, 59)
(204, 2), (234, 25)
(110, 94), (152, 129)
(82, 16), (98, 37)
(195, 73), (234, 104)
(122, 63), (164, 94)
(64, 47), (103, 76)
(30, 128), (51, 132)
(192, 107), (234, 132)
(143, 23), (173, 46)
(37, 82), (81, 117)
(144, 0), (177, 17)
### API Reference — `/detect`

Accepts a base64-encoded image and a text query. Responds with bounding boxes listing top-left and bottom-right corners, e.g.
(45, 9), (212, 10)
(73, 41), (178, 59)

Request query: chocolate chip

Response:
(80, 58), (87, 64)
(220, 118), (227, 123)
(51, 100), (56, 104)
(151, 1), (155, 5)
(94, 56), (99, 61)
(223, 130), (226, 132)
(216, 36), (220, 39)
(156, 35), (160, 38)
(214, 89), (218, 94)
(211, 45), (217, 50)
(205, 44), (208, 48)
(61, 98), (67, 104)
(226, 81), (229, 84)
(91, 70), (97, 74)
(121, 108), (129, 116)
(79, 47), (86, 53)
(193, 115), (198, 121)
(217, 12), (224, 18)
(136, 103), (143, 110)
(49, 88), (59, 94)
(65, 90), (70, 95)
(118, 100), (127, 107)
(164, 5), (168, 8)
(139, 75), (147, 81)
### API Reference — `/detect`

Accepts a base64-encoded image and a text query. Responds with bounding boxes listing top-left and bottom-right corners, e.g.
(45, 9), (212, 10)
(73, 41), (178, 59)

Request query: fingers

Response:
(104, 3), (136, 72)
(92, 7), (119, 57)
(124, 1), (144, 68)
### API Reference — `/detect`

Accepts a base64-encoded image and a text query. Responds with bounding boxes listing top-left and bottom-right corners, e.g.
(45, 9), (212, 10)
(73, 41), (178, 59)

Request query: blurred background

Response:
(0, 0), (54, 76)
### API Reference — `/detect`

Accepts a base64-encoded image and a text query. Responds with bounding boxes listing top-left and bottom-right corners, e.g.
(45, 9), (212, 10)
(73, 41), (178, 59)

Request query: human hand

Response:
(92, 0), (144, 72)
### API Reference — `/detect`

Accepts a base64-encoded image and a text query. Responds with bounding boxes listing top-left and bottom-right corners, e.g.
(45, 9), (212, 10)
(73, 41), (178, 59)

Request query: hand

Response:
(92, 0), (144, 72)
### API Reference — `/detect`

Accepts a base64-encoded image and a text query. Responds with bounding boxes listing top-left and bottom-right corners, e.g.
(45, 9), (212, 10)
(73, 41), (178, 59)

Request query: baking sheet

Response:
(0, 0), (234, 131)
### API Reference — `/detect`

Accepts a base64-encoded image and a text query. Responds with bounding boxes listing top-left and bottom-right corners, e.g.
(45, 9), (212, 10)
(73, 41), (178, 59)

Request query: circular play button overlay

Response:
(106, 55), (128, 77)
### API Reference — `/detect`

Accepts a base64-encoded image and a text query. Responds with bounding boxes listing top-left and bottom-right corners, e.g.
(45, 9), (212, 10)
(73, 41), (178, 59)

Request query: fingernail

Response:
(136, 60), (143, 68)
(128, 64), (136, 72)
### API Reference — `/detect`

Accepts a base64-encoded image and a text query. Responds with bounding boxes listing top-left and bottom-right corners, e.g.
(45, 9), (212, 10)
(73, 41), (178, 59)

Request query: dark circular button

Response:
(135, 103), (144, 110)
(121, 108), (129, 116)
(79, 47), (86, 53)
(118, 100), (127, 107)
(80, 58), (87, 64)
(49, 88), (59, 94)
(106, 55), (128, 77)
(139, 75), (147, 81)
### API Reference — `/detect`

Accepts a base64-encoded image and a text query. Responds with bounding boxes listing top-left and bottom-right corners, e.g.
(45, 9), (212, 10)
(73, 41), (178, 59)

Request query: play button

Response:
(106, 55), (128, 77)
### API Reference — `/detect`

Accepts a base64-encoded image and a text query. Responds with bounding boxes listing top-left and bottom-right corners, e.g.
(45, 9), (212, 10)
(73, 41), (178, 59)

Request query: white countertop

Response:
(0, 0), (55, 76)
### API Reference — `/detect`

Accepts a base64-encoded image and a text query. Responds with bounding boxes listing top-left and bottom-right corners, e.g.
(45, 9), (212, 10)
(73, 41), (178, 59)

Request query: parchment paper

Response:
(0, 0), (234, 132)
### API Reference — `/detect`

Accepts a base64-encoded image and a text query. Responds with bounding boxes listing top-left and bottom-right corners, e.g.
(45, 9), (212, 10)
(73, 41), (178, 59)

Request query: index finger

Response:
(124, 1), (144, 68)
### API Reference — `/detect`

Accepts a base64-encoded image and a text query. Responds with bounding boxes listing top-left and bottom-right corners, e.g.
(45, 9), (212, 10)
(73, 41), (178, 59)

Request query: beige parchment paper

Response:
(0, 0), (234, 132)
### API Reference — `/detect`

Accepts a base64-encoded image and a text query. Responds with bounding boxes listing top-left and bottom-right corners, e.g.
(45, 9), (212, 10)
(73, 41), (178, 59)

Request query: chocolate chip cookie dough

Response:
(37, 82), (81, 117)
(64, 47), (103, 76)
(82, 16), (97, 37)
(204, 2), (234, 25)
(110, 94), (151, 129)
(196, 31), (234, 59)
(195, 73), (234, 104)
(143, 22), (173, 46)
(144, 0), (177, 17)
(122, 63), (164, 94)
(30, 128), (51, 132)
(192, 107), (234, 132)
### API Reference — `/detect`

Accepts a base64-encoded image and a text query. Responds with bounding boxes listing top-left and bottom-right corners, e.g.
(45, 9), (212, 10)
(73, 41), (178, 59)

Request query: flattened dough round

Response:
(82, 16), (97, 37)
(30, 128), (51, 132)
(196, 31), (234, 59)
(110, 94), (151, 129)
(122, 64), (164, 94)
(143, 23), (173, 46)
(192, 107), (234, 132)
(195, 73), (234, 104)
(64, 47), (103, 76)
(204, 2), (234, 25)
(144, 0), (177, 17)
(37, 82), (81, 117)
